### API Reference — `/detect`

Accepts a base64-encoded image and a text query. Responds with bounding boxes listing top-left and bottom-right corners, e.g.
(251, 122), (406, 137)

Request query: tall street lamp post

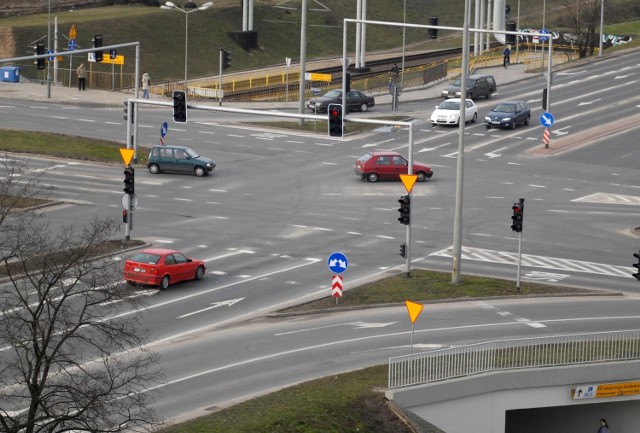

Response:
(161, 1), (214, 87)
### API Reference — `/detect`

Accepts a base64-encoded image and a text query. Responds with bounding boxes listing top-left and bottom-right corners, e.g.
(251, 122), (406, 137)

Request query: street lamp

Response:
(161, 1), (214, 87)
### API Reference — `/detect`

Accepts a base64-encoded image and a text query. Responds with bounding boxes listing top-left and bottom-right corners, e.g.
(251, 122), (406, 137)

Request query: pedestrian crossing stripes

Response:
(431, 246), (633, 278)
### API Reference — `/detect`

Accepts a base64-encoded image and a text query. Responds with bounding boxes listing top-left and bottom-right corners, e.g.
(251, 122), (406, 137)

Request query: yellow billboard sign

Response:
(305, 72), (332, 82)
(100, 55), (125, 65)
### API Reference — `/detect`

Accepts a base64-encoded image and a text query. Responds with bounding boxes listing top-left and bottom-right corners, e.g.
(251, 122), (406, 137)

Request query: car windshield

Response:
(323, 89), (342, 98)
(131, 252), (161, 264)
(493, 104), (516, 113)
(357, 153), (373, 163)
(438, 101), (460, 110)
(184, 148), (199, 158)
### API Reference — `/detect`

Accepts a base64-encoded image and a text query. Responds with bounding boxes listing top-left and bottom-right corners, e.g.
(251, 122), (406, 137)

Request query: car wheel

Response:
(486, 125), (491, 129)
(194, 166), (205, 177)
(359, 103), (368, 112)
(486, 91), (492, 99)
(195, 266), (205, 280)
(148, 164), (160, 174)
(466, 92), (472, 99)
(524, 116), (530, 126)
(416, 171), (427, 182)
(510, 120), (517, 130)
(159, 275), (170, 290)
(126, 280), (136, 287)
(471, 113), (477, 123)
(367, 173), (379, 183)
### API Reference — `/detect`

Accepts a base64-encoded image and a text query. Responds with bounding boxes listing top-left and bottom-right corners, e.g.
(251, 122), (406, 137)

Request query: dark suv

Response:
(441, 74), (497, 100)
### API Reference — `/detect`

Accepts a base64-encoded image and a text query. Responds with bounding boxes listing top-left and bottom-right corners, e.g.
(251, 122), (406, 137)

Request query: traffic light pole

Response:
(516, 231), (522, 290)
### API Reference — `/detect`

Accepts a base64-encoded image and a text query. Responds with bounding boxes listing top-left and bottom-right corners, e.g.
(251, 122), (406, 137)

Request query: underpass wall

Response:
(387, 360), (640, 433)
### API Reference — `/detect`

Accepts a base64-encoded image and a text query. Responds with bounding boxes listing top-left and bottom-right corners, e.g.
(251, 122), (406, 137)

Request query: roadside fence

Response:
(388, 329), (640, 389)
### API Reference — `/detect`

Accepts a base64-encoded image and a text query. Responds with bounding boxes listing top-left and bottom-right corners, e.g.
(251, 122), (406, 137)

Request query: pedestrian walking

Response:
(502, 45), (511, 69)
(76, 63), (86, 91)
(142, 72), (151, 99)
(597, 418), (609, 433)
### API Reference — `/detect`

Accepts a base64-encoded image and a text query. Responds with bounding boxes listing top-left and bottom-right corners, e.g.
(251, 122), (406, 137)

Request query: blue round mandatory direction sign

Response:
(160, 122), (168, 138)
(328, 252), (348, 274)
(539, 112), (554, 127)
(539, 28), (550, 42)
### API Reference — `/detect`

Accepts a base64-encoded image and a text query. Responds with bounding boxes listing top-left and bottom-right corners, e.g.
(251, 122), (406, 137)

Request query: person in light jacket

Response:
(142, 72), (151, 99)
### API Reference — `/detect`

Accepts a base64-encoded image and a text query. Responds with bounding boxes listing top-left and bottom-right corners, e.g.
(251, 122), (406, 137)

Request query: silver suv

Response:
(147, 145), (215, 177)
(441, 74), (497, 100)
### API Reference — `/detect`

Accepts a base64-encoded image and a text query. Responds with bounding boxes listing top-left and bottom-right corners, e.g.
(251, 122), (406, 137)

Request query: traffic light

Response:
(172, 90), (187, 123)
(36, 42), (45, 70)
(542, 88), (548, 110)
(506, 21), (516, 45)
(428, 16), (438, 39)
(345, 72), (351, 93)
(398, 195), (411, 225)
(122, 210), (128, 224)
(328, 104), (343, 137)
(123, 102), (134, 123)
(633, 251), (640, 281)
(94, 34), (103, 62)
(221, 49), (232, 70)
(399, 243), (406, 258)
(510, 198), (524, 233)
(123, 166), (135, 195)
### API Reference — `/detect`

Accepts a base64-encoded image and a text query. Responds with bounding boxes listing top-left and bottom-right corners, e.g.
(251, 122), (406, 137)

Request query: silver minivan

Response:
(147, 145), (215, 177)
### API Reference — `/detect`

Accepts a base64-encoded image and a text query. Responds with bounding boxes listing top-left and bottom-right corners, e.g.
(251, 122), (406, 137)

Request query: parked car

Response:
(147, 145), (215, 177)
(355, 151), (434, 183)
(307, 89), (375, 113)
(123, 248), (206, 290)
(441, 74), (496, 100)
(484, 101), (531, 129)
(430, 98), (478, 126)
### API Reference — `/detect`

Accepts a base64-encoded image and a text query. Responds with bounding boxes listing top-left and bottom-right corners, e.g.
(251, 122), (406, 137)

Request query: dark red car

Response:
(354, 151), (434, 183)
(123, 248), (206, 290)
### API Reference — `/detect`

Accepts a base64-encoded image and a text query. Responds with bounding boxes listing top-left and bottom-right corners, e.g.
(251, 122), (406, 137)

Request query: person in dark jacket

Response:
(502, 45), (511, 68)
(597, 418), (609, 433)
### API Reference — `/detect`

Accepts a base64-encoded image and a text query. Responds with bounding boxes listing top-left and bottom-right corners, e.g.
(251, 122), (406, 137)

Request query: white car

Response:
(430, 98), (478, 126)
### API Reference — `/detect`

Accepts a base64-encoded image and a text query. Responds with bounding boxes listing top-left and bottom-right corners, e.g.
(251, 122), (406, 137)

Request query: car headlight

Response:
(501, 117), (512, 122)
(484, 116), (491, 122)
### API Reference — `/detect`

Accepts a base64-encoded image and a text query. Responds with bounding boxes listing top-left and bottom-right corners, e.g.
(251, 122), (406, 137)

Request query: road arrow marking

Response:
(577, 98), (601, 106)
(177, 298), (245, 318)
(350, 321), (397, 329)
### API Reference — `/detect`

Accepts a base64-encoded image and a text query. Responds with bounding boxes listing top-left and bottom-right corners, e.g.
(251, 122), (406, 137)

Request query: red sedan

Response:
(123, 248), (206, 290)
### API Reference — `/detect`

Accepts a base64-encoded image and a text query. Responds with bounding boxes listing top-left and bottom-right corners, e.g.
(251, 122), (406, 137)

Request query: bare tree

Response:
(560, 0), (602, 57)
(0, 156), (162, 433)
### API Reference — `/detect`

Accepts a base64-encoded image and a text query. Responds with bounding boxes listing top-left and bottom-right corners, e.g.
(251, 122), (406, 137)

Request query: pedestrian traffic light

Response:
(428, 16), (438, 39)
(399, 243), (406, 258)
(122, 210), (128, 224)
(328, 104), (343, 137)
(36, 42), (45, 70)
(123, 166), (135, 195)
(221, 49), (232, 70)
(172, 90), (187, 123)
(511, 198), (524, 232)
(94, 34), (103, 62)
(398, 195), (411, 225)
(633, 251), (640, 281)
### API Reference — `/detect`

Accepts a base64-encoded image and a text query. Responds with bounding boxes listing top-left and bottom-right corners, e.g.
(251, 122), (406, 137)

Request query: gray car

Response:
(441, 74), (497, 100)
(147, 145), (215, 177)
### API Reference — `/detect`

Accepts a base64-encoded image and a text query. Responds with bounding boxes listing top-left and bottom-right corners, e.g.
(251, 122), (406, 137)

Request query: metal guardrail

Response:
(388, 329), (640, 389)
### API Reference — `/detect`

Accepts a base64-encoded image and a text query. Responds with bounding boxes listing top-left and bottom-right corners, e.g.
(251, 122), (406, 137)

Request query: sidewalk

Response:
(0, 62), (534, 110)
